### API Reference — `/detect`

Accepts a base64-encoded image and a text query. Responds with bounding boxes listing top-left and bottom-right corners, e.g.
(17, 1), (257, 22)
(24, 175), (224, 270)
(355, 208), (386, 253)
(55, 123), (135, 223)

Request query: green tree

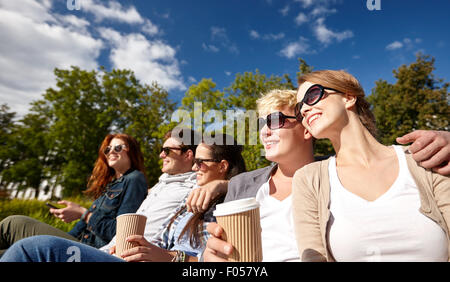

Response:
(1, 67), (176, 197)
(368, 53), (450, 145)
(224, 70), (295, 171)
(0, 104), (51, 198)
(123, 82), (176, 187)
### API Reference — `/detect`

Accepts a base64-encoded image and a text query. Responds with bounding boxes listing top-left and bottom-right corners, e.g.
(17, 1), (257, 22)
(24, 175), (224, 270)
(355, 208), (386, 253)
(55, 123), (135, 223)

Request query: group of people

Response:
(0, 69), (449, 262)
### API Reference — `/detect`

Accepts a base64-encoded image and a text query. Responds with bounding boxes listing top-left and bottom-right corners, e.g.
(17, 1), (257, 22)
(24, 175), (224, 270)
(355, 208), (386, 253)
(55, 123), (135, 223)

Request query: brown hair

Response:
(164, 128), (200, 158)
(84, 133), (147, 198)
(298, 70), (378, 138)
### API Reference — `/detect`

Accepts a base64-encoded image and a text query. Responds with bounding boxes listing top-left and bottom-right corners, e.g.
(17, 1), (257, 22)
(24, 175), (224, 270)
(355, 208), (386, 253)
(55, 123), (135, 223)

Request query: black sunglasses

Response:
(259, 111), (297, 130)
(161, 147), (185, 156)
(294, 84), (343, 121)
(104, 144), (127, 155)
(194, 158), (221, 167)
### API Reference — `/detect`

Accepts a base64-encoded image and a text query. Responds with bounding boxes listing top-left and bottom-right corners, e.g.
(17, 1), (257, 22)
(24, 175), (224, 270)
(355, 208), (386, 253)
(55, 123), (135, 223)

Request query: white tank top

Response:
(328, 146), (448, 262)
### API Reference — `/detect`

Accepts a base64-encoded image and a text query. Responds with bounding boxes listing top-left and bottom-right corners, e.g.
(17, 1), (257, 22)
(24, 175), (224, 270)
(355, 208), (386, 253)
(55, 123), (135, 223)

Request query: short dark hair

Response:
(164, 127), (201, 157)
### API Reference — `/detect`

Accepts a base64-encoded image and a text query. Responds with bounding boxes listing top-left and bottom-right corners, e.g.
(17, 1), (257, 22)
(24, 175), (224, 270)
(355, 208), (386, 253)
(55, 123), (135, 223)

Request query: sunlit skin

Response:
(159, 137), (193, 175)
(297, 81), (399, 202)
(203, 105), (315, 262)
(50, 137), (132, 223)
(106, 137), (131, 178)
(192, 143), (228, 187)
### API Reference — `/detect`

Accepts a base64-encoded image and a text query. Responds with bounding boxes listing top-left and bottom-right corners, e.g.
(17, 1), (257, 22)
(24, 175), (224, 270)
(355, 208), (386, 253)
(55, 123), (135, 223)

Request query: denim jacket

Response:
(68, 169), (148, 248)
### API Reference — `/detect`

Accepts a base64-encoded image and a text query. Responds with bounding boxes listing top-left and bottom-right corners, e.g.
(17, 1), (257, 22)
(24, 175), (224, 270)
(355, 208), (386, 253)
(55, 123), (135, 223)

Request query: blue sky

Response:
(1, 0), (449, 117)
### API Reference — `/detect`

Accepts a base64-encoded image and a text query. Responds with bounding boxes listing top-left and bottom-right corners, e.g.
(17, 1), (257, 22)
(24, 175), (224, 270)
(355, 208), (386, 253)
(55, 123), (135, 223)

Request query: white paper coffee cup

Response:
(213, 198), (262, 262)
(115, 213), (147, 258)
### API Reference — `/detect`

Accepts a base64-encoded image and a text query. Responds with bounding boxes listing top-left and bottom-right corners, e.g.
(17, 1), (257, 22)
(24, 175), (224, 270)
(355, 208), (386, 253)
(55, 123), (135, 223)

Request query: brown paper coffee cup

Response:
(214, 198), (262, 262)
(115, 213), (147, 258)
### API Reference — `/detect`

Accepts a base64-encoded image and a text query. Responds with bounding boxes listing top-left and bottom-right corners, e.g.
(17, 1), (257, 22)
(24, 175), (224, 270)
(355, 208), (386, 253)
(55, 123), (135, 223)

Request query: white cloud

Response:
(386, 38), (422, 51)
(188, 76), (197, 84)
(98, 28), (185, 91)
(250, 30), (284, 41)
(310, 7), (337, 17)
(249, 30), (260, 39)
(295, 13), (308, 26)
(279, 5), (290, 16)
(225, 71), (232, 76)
(82, 0), (143, 24)
(0, 0), (103, 117)
(386, 41), (403, 50)
(83, 0), (159, 36)
(313, 17), (353, 45)
(264, 33), (285, 40)
(207, 26), (239, 54)
(202, 43), (220, 53)
(294, 0), (314, 8)
(279, 37), (310, 59)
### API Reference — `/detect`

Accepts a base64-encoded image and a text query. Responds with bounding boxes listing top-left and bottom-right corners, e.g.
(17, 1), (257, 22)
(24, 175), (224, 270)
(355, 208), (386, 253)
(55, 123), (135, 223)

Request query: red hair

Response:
(84, 133), (147, 198)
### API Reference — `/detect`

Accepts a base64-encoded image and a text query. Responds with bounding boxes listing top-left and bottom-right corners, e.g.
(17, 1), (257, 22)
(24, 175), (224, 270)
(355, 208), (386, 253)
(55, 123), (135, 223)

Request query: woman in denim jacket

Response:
(0, 133), (148, 255)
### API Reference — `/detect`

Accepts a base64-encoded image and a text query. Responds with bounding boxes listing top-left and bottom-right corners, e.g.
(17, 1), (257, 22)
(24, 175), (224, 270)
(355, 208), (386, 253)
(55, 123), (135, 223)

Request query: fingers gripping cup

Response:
(115, 213), (147, 258)
(213, 198), (263, 262)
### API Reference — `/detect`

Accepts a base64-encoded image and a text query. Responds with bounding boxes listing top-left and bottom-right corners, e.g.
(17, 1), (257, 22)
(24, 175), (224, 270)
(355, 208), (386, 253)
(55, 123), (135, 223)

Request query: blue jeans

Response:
(0, 235), (124, 262)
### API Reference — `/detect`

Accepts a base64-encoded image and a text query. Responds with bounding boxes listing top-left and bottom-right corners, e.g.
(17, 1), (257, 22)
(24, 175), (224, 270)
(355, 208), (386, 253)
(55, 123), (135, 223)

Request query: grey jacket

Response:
(224, 164), (277, 202)
(224, 156), (329, 202)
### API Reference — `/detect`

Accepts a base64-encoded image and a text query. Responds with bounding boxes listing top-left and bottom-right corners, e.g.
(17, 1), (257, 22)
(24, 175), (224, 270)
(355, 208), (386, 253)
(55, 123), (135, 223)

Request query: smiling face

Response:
(159, 137), (194, 175)
(106, 137), (131, 173)
(297, 81), (348, 139)
(259, 105), (307, 164)
(192, 143), (227, 186)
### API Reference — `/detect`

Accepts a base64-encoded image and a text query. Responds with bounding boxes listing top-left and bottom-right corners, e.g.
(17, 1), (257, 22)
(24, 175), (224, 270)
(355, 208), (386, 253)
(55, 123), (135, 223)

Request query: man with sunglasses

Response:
(99, 128), (201, 254)
(202, 88), (450, 262)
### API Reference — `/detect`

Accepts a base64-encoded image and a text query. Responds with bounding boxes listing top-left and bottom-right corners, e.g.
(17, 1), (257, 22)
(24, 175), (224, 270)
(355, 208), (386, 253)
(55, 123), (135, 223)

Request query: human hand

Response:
(109, 245), (116, 255)
(203, 222), (233, 262)
(397, 130), (450, 175)
(186, 180), (228, 213)
(120, 235), (173, 262)
(49, 200), (85, 223)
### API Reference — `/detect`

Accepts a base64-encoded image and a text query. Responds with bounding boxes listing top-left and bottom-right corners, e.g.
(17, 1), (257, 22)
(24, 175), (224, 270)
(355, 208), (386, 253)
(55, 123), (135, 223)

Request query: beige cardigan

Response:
(292, 147), (450, 262)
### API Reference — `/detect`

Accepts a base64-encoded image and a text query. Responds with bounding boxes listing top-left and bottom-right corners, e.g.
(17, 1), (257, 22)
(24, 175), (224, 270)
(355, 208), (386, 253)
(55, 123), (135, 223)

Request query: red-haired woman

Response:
(0, 133), (148, 256)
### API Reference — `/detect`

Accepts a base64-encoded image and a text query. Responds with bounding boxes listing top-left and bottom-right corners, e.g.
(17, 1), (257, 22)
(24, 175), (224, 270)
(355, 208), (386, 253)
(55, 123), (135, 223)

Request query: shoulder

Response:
(293, 159), (330, 195)
(230, 165), (273, 183)
(226, 165), (275, 202)
(294, 159), (329, 180)
(124, 170), (147, 184)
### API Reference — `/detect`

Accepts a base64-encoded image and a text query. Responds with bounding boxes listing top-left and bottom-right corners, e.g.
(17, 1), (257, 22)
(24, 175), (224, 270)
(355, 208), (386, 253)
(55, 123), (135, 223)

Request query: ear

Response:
(344, 94), (357, 110)
(185, 149), (194, 162)
(219, 160), (229, 174)
(303, 127), (313, 140)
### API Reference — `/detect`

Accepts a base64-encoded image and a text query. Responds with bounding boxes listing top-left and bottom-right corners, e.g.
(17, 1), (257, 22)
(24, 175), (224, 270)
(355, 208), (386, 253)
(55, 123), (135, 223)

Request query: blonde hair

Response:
(298, 70), (378, 138)
(256, 89), (297, 116)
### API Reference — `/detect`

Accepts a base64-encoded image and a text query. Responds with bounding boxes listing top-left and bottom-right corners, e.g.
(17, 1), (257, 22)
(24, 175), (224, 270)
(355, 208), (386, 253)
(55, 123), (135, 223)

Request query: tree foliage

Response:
(1, 67), (175, 197)
(2, 54), (447, 197)
(368, 53), (449, 145)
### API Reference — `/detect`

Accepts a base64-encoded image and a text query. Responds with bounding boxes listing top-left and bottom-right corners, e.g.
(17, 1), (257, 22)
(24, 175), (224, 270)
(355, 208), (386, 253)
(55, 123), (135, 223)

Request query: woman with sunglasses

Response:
(0, 133), (148, 256)
(292, 70), (450, 262)
(0, 134), (246, 262)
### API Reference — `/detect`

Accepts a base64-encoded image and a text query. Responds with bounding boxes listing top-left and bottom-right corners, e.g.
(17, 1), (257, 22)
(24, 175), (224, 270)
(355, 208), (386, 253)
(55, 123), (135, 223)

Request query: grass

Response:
(0, 197), (93, 232)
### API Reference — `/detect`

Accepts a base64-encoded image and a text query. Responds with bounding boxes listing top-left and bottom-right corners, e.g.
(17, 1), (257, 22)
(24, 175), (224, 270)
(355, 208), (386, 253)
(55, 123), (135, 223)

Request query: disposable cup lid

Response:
(116, 213), (147, 220)
(213, 197), (259, 217)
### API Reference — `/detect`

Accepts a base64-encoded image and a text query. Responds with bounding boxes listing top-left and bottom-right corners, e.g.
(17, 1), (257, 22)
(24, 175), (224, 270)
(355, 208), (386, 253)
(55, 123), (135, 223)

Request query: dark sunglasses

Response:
(194, 158), (221, 167)
(103, 144), (127, 155)
(161, 147), (184, 156)
(259, 111), (297, 130)
(294, 84), (343, 121)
